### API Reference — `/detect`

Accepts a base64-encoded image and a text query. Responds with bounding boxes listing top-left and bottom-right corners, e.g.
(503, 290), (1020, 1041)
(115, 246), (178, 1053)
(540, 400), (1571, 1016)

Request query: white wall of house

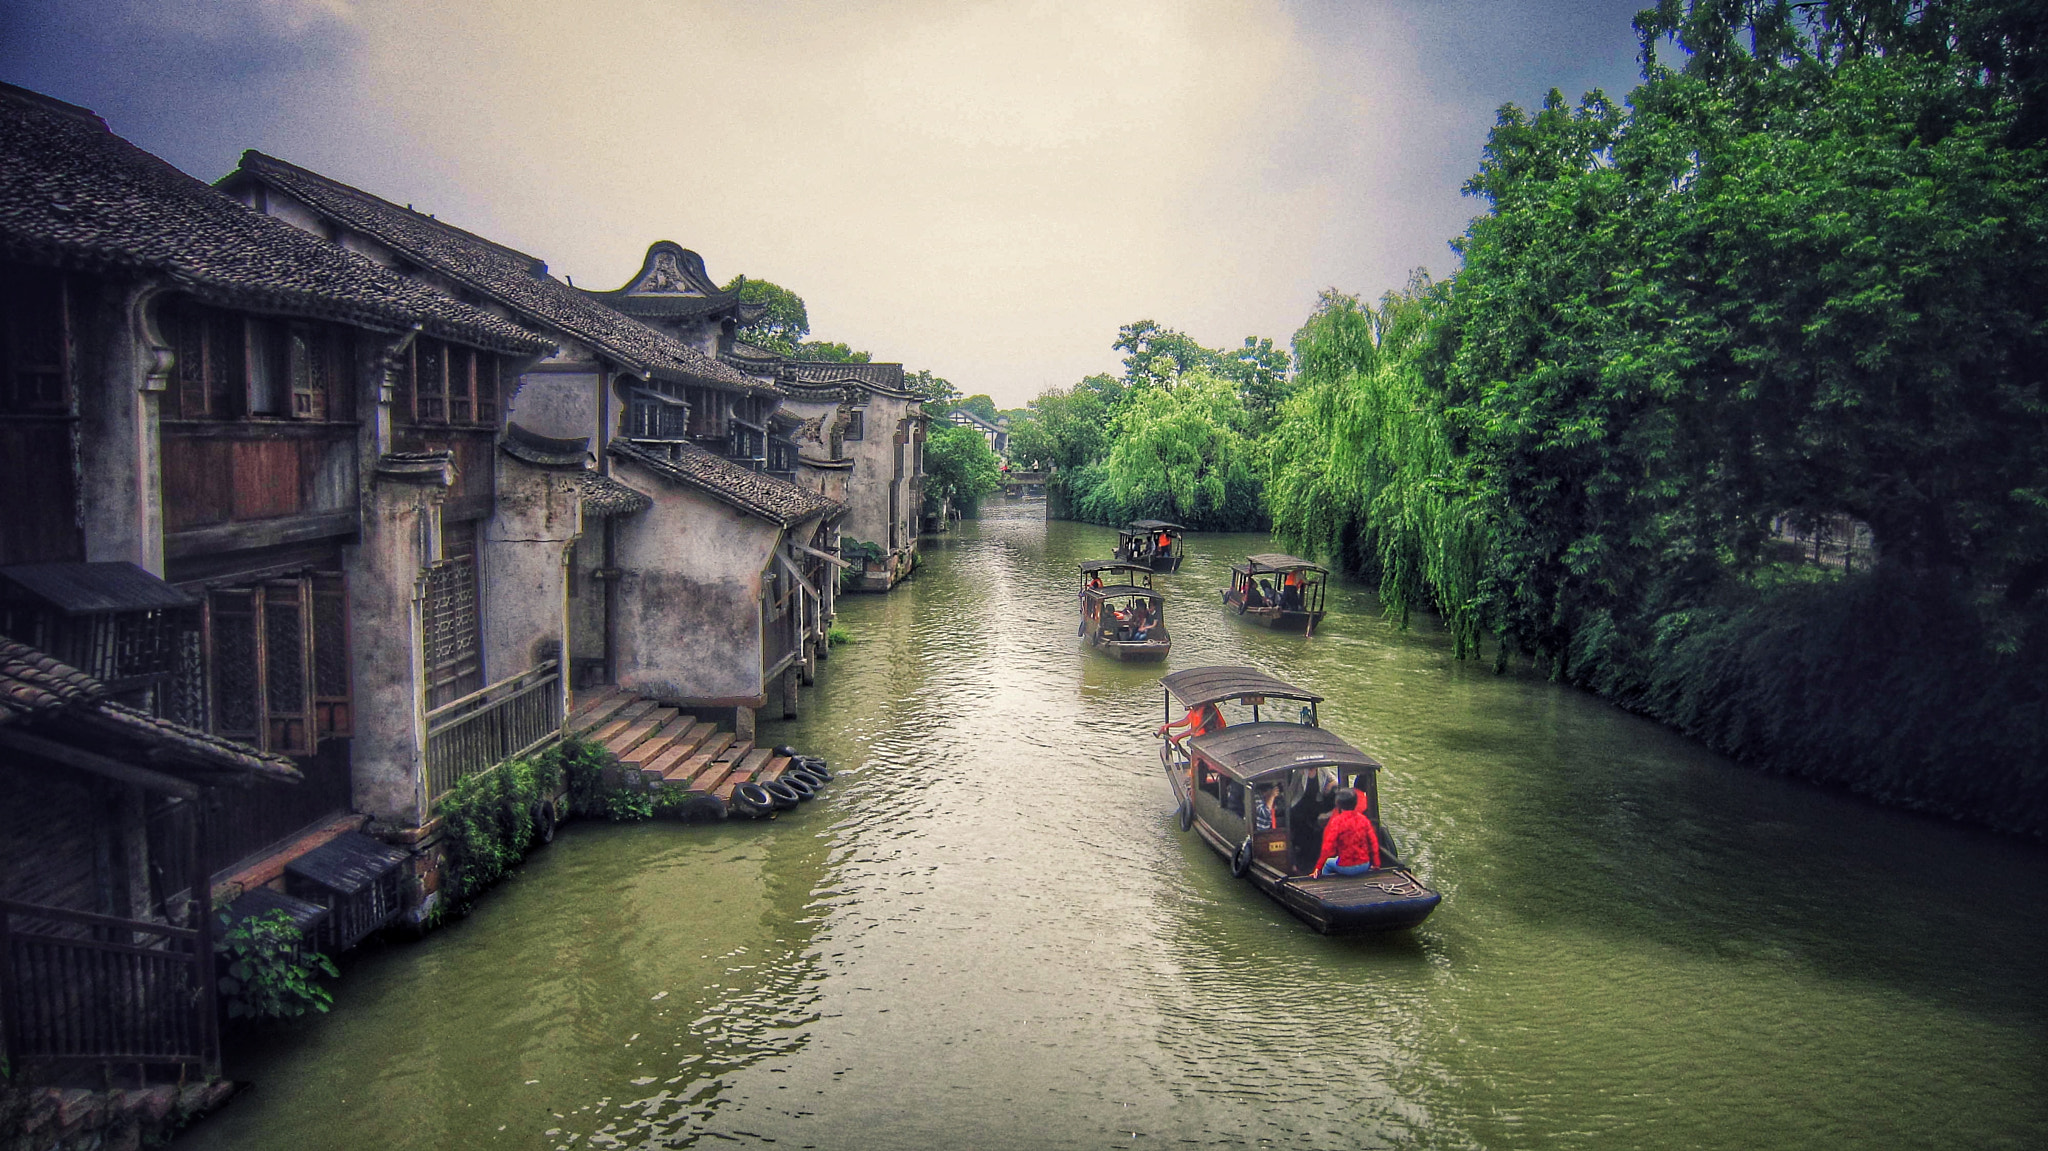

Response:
(608, 453), (781, 706)
(482, 456), (581, 684)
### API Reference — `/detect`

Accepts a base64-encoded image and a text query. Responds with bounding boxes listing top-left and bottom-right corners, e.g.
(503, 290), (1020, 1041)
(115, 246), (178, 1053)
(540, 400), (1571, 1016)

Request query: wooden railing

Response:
(0, 899), (216, 1076)
(424, 660), (562, 801)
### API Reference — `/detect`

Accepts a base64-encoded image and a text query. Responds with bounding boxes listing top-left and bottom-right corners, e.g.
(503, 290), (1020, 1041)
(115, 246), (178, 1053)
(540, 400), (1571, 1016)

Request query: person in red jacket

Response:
(1316, 788), (1382, 877)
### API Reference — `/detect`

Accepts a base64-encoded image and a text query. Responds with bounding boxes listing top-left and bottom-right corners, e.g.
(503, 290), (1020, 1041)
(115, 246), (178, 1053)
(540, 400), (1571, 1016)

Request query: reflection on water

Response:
(184, 503), (2048, 1150)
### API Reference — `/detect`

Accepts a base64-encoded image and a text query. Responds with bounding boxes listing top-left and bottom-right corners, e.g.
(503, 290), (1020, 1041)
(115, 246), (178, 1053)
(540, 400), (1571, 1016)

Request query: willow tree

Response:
(1267, 283), (1492, 656)
(1101, 369), (1263, 530)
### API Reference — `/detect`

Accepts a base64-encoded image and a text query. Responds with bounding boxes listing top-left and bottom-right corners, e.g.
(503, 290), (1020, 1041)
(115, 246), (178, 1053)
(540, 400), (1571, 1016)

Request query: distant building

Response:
(216, 168), (842, 739)
(585, 242), (929, 593)
(949, 407), (1008, 459)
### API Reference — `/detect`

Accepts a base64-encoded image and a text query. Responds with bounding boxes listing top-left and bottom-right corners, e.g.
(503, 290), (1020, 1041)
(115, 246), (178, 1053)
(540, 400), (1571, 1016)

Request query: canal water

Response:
(185, 504), (2047, 1150)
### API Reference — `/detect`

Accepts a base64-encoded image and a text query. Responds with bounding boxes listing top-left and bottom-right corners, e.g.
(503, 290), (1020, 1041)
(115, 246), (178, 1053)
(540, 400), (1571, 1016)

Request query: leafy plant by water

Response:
(215, 908), (337, 1021)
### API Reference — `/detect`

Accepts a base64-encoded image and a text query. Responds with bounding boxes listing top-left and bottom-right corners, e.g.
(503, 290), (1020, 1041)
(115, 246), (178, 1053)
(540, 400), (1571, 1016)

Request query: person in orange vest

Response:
(1156, 701), (1224, 744)
(1280, 570), (1304, 611)
(1156, 530), (1172, 558)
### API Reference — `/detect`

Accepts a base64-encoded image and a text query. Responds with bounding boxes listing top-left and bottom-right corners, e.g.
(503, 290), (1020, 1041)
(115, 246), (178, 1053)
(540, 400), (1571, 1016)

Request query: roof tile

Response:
(229, 151), (771, 395)
(0, 84), (549, 355)
(609, 440), (839, 528)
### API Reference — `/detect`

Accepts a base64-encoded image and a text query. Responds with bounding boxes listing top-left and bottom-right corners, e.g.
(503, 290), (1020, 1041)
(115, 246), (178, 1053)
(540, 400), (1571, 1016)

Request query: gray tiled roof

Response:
(582, 290), (750, 322)
(0, 638), (299, 781)
(226, 151), (772, 395)
(609, 440), (840, 528)
(792, 360), (907, 392)
(0, 84), (549, 356)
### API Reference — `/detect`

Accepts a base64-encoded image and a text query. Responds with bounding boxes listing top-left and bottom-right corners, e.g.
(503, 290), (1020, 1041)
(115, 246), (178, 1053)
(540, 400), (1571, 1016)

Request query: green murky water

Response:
(182, 505), (2048, 1150)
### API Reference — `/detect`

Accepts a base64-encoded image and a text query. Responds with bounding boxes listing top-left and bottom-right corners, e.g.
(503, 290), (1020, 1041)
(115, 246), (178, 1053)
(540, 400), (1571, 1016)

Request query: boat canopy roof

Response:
(1080, 560), (1155, 576)
(1087, 586), (1161, 602)
(1187, 722), (1380, 780)
(1235, 553), (1326, 575)
(1124, 520), (1184, 532)
(1161, 665), (1322, 708)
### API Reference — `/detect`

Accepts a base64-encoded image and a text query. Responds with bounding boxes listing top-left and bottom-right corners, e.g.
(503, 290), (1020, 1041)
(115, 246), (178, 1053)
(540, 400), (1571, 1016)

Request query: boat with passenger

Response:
(1079, 561), (1170, 661)
(1158, 665), (1440, 933)
(1221, 554), (1327, 632)
(1115, 520), (1185, 572)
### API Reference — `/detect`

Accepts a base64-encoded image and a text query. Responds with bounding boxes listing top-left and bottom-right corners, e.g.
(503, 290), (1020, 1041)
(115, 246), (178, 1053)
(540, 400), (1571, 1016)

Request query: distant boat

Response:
(1079, 561), (1171, 662)
(1221, 554), (1327, 632)
(1115, 520), (1184, 572)
(1159, 665), (1441, 934)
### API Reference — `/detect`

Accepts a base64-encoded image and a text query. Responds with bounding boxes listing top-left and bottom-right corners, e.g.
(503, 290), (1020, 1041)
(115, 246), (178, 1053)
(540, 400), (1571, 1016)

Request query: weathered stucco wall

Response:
(609, 454), (779, 706)
(482, 456), (580, 684)
(75, 281), (160, 571)
(345, 471), (439, 827)
(506, 366), (601, 442)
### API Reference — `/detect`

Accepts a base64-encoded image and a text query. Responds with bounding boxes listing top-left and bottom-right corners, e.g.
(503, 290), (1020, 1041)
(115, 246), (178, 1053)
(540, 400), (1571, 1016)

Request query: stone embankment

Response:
(0, 1079), (237, 1150)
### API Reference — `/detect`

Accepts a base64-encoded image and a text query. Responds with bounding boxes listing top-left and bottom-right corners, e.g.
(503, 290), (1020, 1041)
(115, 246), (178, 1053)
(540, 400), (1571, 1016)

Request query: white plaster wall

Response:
(507, 370), (601, 442)
(608, 455), (780, 706)
(345, 477), (437, 827)
(481, 457), (580, 685)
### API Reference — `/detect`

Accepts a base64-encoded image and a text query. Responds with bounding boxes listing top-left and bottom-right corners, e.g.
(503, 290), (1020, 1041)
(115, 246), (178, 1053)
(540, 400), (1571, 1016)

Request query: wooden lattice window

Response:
(166, 303), (241, 420)
(406, 340), (493, 427)
(422, 520), (481, 709)
(414, 339), (446, 423)
(0, 265), (71, 415)
(475, 355), (498, 425)
(313, 575), (351, 738)
(206, 572), (350, 756)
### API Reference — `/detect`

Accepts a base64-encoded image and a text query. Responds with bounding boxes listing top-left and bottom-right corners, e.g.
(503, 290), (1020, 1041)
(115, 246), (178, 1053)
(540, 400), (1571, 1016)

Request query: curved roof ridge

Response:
(225, 151), (762, 392)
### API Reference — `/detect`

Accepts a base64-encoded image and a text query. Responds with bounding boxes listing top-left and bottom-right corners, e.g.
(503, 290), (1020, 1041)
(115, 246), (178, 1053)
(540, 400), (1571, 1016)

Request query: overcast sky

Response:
(2, 0), (1647, 407)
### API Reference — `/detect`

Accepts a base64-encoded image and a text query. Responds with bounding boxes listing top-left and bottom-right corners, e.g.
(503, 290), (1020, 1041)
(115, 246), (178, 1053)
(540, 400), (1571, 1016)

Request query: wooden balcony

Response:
(424, 660), (562, 800)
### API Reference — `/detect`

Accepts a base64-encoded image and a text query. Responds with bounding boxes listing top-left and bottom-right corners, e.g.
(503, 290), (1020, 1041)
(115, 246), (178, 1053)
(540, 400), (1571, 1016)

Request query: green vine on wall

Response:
(436, 736), (680, 912)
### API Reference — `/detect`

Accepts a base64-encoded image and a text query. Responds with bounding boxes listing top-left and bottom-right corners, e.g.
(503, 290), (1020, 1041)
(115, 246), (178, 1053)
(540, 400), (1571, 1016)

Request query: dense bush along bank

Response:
(1009, 0), (2048, 839)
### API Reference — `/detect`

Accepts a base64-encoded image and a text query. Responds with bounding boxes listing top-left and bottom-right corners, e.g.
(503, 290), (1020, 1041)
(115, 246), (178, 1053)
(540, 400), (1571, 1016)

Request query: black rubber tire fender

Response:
(1177, 796), (1194, 833)
(781, 773), (817, 801)
(763, 780), (802, 810)
(773, 744), (801, 758)
(796, 757), (832, 782)
(1231, 836), (1254, 878)
(786, 767), (825, 791)
(732, 783), (775, 818)
(535, 800), (557, 845)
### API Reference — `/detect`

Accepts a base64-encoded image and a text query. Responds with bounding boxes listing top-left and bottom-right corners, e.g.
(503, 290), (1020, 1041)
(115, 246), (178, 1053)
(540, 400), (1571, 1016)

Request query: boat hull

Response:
(1219, 589), (1324, 632)
(1092, 637), (1171, 661)
(1167, 756), (1438, 935)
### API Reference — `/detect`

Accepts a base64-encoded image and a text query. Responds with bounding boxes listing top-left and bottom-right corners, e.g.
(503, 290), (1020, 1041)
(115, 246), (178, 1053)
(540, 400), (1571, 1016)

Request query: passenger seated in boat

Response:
(1253, 784), (1282, 831)
(1129, 600), (1154, 640)
(1316, 788), (1383, 877)
(1243, 580), (1265, 608)
(1157, 701), (1224, 744)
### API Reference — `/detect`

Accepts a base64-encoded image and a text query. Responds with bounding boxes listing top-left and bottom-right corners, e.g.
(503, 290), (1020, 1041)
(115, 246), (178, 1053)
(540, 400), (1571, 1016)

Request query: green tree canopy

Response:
(923, 423), (1004, 518)
(1004, 385), (1108, 473)
(1101, 369), (1264, 530)
(722, 276), (808, 352)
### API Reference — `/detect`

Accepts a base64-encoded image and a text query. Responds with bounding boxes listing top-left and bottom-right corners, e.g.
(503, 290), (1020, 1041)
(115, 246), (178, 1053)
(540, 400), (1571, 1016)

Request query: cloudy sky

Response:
(2, 0), (1646, 407)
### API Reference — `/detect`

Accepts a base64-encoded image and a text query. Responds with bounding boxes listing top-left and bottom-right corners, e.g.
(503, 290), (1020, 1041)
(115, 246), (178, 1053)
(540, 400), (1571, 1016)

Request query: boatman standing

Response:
(1317, 788), (1382, 877)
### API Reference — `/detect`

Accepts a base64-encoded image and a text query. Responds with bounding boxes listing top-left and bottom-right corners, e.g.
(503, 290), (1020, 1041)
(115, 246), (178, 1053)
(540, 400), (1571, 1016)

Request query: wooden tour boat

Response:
(1221, 554), (1328, 632)
(1116, 520), (1185, 572)
(1158, 665), (1440, 934)
(1080, 561), (1171, 661)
